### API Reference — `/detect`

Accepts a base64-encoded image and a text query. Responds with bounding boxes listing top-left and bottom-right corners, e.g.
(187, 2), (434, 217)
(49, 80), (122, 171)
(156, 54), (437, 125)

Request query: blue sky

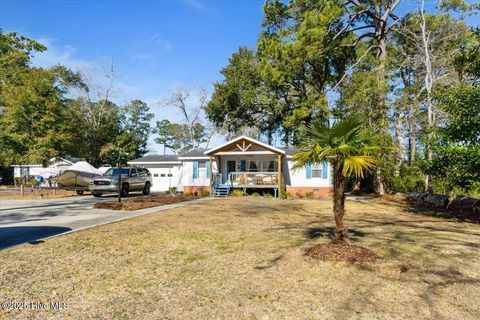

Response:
(1, 0), (479, 153)
(0, 0), (265, 152)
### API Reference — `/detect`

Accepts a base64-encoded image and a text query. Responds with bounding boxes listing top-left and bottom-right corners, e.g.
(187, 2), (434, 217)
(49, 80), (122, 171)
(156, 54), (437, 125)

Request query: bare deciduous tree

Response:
(160, 86), (214, 151)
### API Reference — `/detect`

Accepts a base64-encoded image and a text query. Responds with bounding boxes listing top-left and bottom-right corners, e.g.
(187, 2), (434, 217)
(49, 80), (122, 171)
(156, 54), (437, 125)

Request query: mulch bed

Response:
(305, 243), (378, 264)
(94, 195), (202, 211)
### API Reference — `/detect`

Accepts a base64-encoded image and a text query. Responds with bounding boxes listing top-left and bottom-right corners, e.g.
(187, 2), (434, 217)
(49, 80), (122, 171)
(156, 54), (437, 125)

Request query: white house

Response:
(128, 135), (333, 198)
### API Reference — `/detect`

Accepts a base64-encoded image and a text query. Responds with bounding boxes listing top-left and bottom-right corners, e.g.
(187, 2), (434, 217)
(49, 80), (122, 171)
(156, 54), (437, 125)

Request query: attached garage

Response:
(128, 155), (183, 193)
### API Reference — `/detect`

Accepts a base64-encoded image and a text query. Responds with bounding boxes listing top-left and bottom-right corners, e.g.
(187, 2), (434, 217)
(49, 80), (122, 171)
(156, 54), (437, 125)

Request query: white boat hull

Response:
(55, 171), (100, 190)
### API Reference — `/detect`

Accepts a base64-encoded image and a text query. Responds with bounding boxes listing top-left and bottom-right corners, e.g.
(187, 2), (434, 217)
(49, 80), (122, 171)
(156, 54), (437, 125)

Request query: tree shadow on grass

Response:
(305, 226), (366, 240)
(0, 226), (71, 250)
(255, 254), (285, 270)
(403, 205), (480, 224)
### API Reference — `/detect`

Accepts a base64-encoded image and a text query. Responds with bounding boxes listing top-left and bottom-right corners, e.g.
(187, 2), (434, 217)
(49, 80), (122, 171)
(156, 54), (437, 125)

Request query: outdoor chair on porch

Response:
(254, 174), (265, 185)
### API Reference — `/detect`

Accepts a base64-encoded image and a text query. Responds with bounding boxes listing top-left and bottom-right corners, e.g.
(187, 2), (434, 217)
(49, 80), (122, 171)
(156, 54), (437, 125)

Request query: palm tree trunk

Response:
(332, 170), (347, 242)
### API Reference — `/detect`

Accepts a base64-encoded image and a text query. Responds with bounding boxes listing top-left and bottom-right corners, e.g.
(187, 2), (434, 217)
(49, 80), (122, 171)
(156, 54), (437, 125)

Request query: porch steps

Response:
(214, 185), (230, 197)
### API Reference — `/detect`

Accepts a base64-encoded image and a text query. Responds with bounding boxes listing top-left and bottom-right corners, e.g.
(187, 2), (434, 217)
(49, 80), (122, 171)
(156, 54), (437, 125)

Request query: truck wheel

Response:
(76, 190), (84, 195)
(121, 183), (130, 197)
(142, 183), (151, 195)
(92, 192), (102, 198)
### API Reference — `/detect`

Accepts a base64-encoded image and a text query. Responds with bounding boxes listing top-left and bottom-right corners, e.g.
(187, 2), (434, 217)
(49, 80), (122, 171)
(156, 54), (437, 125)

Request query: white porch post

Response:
(209, 156), (213, 196)
(277, 154), (282, 199)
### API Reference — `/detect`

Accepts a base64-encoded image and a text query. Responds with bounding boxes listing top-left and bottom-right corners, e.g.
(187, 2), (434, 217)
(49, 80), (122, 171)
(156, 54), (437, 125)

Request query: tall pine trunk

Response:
(408, 105), (417, 166)
(374, 34), (388, 195)
(394, 110), (405, 176)
(332, 169), (347, 242)
(420, 1), (434, 193)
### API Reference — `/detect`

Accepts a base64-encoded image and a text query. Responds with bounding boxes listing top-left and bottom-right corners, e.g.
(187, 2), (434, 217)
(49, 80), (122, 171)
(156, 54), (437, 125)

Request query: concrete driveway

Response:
(0, 195), (211, 250)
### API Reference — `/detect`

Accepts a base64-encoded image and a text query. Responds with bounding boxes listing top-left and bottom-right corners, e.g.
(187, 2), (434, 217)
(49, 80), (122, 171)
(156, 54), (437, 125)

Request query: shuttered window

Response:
(311, 163), (322, 178)
(193, 161), (198, 179)
(322, 161), (328, 179)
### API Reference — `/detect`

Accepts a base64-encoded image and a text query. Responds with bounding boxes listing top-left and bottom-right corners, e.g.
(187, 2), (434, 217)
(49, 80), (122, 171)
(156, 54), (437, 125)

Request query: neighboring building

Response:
(11, 157), (77, 178)
(129, 136), (333, 198)
(11, 164), (44, 178)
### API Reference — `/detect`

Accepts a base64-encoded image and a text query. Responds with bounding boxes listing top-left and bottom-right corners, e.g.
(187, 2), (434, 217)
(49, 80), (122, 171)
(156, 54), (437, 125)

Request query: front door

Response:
(226, 160), (236, 183)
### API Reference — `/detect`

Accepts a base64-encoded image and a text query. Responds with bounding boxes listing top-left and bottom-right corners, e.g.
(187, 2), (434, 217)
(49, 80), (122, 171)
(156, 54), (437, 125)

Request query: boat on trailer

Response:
(54, 161), (103, 194)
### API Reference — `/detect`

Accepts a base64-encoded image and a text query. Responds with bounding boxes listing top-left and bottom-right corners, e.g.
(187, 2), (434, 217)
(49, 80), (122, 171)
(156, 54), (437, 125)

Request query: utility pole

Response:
(117, 154), (122, 203)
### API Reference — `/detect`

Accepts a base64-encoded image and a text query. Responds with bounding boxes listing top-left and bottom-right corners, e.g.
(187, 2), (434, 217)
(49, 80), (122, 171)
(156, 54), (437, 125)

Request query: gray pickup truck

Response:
(90, 167), (152, 197)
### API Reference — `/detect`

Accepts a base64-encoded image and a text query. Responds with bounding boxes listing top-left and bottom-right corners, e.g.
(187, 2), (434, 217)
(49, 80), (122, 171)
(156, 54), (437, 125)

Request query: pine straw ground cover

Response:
(1, 198), (480, 319)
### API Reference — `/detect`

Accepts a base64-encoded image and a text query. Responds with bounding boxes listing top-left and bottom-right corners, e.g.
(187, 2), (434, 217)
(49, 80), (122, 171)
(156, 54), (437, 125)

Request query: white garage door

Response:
(150, 167), (179, 192)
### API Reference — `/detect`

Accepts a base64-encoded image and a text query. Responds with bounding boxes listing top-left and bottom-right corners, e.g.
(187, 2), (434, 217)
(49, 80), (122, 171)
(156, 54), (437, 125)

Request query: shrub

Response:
(200, 190), (210, 197)
(384, 164), (425, 193)
(263, 193), (273, 198)
(305, 191), (314, 198)
(286, 192), (294, 198)
(193, 191), (198, 197)
(184, 192), (192, 197)
(251, 192), (260, 197)
(281, 182), (287, 199)
(231, 190), (244, 197)
(296, 192), (305, 198)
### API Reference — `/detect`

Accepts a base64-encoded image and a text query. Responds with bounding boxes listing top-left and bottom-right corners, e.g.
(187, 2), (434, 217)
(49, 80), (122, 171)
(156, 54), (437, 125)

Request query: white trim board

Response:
(205, 135), (285, 156)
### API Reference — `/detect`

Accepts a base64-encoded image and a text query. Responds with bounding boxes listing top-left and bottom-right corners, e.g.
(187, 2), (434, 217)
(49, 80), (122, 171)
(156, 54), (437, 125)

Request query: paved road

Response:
(0, 195), (212, 250)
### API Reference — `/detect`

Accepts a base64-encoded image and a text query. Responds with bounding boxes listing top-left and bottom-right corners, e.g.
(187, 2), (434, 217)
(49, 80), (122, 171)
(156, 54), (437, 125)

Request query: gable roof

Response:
(181, 148), (208, 157)
(281, 147), (300, 156)
(204, 135), (285, 156)
(128, 140), (301, 164)
(128, 154), (180, 163)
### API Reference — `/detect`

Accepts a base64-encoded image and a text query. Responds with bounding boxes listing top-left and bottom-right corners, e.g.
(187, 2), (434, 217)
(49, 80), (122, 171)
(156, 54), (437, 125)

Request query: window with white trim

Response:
(263, 160), (278, 172)
(311, 163), (323, 178)
(198, 161), (206, 178)
(248, 160), (259, 172)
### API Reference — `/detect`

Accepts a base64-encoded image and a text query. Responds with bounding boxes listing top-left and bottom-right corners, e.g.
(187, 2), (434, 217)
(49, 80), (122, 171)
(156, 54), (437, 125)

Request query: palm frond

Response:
(291, 146), (334, 171)
(330, 115), (363, 140)
(342, 155), (377, 178)
(292, 114), (391, 179)
(305, 120), (331, 146)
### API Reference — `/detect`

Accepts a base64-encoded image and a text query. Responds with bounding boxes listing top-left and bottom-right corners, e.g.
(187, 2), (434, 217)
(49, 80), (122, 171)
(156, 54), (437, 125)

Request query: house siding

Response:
(129, 136), (334, 196)
(286, 159), (331, 188)
(181, 160), (217, 190)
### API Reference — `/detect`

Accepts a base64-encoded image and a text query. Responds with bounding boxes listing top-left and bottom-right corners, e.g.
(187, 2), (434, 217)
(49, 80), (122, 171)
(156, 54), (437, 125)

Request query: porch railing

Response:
(228, 172), (278, 187)
(213, 173), (223, 187)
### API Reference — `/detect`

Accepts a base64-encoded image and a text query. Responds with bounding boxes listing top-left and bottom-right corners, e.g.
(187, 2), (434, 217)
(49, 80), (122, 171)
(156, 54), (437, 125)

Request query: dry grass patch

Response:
(1, 197), (480, 319)
(93, 195), (203, 210)
(0, 188), (85, 200)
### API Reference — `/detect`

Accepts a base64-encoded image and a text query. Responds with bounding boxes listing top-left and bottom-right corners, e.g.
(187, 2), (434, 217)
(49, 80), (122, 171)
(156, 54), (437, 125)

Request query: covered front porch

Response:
(205, 136), (286, 197)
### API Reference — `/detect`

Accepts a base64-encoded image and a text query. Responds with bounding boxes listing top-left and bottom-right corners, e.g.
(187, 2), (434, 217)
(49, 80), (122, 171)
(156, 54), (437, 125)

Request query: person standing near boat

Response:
(36, 175), (44, 191)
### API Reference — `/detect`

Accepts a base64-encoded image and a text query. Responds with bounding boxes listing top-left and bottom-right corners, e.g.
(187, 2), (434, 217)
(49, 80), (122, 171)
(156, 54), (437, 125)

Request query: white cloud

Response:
(149, 34), (173, 51)
(29, 37), (221, 154)
(33, 38), (94, 72)
(134, 53), (156, 61)
(31, 38), (137, 103)
(182, 0), (206, 11)
(131, 34), (173, 62)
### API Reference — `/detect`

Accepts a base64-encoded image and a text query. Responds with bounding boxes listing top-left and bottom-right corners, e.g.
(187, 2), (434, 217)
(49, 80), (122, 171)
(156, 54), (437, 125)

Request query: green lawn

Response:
(1, 197), (479, 319)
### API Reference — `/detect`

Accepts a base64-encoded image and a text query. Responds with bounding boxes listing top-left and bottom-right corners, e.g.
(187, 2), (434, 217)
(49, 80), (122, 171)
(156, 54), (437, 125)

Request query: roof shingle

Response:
(129, 154), (179, 162)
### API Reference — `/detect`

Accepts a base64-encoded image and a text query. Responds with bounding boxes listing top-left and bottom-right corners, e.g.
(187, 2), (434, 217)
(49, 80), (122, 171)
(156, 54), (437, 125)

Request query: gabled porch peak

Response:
(204, 135), (286, 156)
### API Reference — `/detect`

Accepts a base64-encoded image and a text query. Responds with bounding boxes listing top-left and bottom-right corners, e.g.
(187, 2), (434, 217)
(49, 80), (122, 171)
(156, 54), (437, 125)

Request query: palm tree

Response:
(293, 115), (389, 243)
